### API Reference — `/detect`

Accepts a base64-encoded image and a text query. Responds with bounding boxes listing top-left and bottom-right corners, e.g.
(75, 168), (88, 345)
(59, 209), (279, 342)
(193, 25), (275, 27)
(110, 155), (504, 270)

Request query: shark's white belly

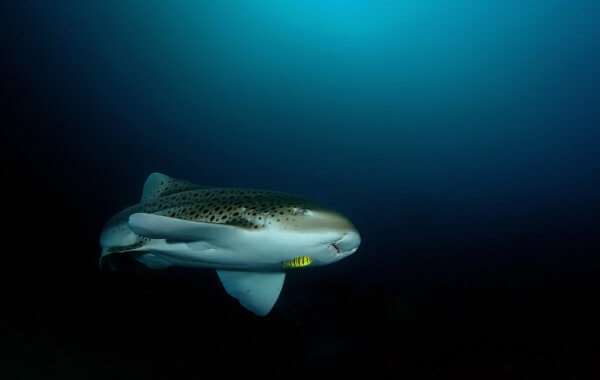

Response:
(133, 236), (288, 271)
(103, 222), (339, 272)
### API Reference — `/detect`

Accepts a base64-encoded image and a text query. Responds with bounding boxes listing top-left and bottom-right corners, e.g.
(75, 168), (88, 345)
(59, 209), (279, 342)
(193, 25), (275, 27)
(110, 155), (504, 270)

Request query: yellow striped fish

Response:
(282, 256), (313, 269)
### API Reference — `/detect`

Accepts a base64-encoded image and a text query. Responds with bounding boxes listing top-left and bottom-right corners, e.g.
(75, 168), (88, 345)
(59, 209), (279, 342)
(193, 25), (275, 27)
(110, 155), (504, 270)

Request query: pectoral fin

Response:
(128, 213), (240, 245)
(216, 270), (285, 316)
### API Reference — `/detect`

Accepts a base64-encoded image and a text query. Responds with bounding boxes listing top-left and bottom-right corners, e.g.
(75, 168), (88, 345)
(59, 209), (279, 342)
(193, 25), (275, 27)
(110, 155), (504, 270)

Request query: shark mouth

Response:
(328, 232), (361, 256)
(330, 242), (341, 254)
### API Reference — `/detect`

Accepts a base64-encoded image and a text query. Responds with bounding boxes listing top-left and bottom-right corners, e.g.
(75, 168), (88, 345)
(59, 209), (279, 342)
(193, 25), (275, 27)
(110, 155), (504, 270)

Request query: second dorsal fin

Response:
(141, 173), (211, 202)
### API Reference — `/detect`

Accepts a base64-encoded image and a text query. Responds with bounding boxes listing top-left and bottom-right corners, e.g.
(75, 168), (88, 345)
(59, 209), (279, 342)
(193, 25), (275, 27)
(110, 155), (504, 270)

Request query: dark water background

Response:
(2, 1), (599, 378)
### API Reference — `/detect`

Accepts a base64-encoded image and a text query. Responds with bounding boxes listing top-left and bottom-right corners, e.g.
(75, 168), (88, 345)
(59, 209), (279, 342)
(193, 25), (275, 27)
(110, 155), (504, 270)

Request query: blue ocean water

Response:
(2, 1), (599, 378)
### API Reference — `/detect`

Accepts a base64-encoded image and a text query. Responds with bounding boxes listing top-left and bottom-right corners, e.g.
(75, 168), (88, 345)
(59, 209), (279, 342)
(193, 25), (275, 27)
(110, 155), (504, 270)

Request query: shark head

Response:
(261, 201), (361, 267)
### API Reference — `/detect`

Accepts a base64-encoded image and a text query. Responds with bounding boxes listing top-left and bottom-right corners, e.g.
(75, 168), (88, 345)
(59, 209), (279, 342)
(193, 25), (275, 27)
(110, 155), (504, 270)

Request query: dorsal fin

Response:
(141, 173), (210, 202)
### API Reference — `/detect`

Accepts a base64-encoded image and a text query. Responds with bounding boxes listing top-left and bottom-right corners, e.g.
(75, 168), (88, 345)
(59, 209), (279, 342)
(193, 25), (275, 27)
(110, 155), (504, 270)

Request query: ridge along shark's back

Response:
(99, 173), (361, 316)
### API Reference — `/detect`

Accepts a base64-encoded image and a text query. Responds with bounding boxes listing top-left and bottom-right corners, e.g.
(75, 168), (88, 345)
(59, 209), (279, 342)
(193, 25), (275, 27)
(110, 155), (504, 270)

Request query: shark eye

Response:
(329, 243), (341, 253)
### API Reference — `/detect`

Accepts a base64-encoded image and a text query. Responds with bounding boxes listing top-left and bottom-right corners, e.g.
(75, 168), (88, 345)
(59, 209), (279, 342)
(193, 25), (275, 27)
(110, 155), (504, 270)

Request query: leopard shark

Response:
(99, 173), (361, 316)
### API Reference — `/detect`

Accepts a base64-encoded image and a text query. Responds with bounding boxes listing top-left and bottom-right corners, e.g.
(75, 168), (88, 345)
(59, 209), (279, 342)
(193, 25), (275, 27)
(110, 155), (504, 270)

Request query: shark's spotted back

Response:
(104, 173), (316, 233)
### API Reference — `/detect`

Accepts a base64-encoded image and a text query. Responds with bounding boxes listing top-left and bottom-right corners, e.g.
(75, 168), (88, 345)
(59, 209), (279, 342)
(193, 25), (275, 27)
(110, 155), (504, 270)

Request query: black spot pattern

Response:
(104, 188), (311, 231)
